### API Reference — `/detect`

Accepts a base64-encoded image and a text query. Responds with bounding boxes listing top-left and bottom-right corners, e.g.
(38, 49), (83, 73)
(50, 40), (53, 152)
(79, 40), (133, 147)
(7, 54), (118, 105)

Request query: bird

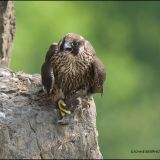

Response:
(41, 33), (106, 121)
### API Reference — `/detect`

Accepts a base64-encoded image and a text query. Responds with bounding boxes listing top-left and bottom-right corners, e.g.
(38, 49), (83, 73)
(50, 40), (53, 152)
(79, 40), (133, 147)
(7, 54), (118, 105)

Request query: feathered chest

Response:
(51, 54), (94, 94)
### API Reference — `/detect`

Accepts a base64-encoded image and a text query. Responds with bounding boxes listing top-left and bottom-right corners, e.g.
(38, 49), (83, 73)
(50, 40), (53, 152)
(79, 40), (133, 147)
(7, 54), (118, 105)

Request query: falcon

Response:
(41, 33), (106, 120)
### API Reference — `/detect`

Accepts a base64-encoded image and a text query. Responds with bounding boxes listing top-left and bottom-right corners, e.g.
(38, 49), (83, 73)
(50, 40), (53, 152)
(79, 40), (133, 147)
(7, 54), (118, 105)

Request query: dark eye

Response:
(71, 41), (79, 47)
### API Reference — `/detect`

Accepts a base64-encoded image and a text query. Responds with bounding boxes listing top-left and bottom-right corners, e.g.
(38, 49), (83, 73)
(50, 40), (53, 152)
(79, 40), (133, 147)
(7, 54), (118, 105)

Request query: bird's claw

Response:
(82, 98), (91, 108)
(58, 99), (71, 117)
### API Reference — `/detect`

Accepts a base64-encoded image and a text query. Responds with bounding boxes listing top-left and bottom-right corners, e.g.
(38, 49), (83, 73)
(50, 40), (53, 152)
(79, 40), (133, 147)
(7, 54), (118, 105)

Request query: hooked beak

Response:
(63, 42), (73, 55)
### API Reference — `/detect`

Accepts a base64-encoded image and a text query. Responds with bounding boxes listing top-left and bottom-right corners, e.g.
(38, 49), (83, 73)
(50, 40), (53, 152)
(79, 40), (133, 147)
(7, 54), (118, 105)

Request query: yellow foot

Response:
(58, 99), (71, 117)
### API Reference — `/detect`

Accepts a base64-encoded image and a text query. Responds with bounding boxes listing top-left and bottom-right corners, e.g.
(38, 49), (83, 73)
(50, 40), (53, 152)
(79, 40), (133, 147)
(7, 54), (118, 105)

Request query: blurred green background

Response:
(10, 1), (160, 159)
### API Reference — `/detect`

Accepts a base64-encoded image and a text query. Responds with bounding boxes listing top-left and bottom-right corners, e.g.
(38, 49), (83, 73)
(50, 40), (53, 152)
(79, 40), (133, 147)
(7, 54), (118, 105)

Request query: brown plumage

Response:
(41, 33), (106, 105)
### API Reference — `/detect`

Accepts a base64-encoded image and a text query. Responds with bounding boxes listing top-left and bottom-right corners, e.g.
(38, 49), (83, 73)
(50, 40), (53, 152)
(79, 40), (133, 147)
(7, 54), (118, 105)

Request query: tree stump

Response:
(0, 68), (102, 159)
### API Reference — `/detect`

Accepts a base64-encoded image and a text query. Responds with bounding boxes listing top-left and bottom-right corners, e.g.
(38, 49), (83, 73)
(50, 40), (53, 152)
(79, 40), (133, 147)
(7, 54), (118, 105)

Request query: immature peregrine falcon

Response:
(41, 33), (106, 119)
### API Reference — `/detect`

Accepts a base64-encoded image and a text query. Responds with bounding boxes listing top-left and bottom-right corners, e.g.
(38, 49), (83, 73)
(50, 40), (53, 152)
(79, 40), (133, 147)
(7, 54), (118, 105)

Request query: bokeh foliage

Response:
(11, 1), (160, 159)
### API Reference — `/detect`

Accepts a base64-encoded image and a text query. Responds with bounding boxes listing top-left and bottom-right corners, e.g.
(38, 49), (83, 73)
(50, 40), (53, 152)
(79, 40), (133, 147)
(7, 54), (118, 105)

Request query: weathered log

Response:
(0, 1), (15, 67)
(0, 68), (103, 159)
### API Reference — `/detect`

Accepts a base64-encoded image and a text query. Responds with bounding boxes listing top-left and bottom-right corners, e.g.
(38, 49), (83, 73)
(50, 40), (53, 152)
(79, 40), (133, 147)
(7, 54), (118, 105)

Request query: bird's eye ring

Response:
(71, 41), (79, 47)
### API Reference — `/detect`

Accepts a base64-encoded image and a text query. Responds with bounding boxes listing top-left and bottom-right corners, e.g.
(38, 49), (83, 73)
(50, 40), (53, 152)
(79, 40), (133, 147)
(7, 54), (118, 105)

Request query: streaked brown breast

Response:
(51, 52), (94, 96)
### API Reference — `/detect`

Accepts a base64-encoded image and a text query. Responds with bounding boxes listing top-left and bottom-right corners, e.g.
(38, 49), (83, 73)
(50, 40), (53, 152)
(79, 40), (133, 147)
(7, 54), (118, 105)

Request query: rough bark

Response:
(0, 68), (103, 159)
(0, 1), (16, 68)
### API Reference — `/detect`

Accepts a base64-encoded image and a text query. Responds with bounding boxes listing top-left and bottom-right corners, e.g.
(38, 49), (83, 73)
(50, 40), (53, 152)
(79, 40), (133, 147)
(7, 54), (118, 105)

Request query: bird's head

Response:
(58, 33), (86, 57)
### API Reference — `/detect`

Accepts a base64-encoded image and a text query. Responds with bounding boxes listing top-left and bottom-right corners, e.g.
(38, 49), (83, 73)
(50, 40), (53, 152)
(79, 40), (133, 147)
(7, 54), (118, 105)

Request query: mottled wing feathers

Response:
(92, 56), (106, 95)
(84, 40), (96, 56)
(41, 62), (54, 94)
(41, 43), (57, 94)
(45, 43), (58, 62)
(83, 40), (106, 95)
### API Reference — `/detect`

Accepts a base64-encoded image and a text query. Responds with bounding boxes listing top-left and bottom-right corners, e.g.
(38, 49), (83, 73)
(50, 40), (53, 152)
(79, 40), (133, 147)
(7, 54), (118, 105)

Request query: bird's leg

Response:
(70, 97), (84, 120)
(57, 98), (78, 125)
(45, 94), (53, 101)
(56, 93), (92, 124)
(58, 99), (71, 117)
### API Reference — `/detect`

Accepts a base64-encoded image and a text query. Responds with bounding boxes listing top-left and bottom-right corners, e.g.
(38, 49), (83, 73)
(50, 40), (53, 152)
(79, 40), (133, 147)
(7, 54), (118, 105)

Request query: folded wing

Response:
(91, 56), (106, 95)
(41, 43), (58, 94)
